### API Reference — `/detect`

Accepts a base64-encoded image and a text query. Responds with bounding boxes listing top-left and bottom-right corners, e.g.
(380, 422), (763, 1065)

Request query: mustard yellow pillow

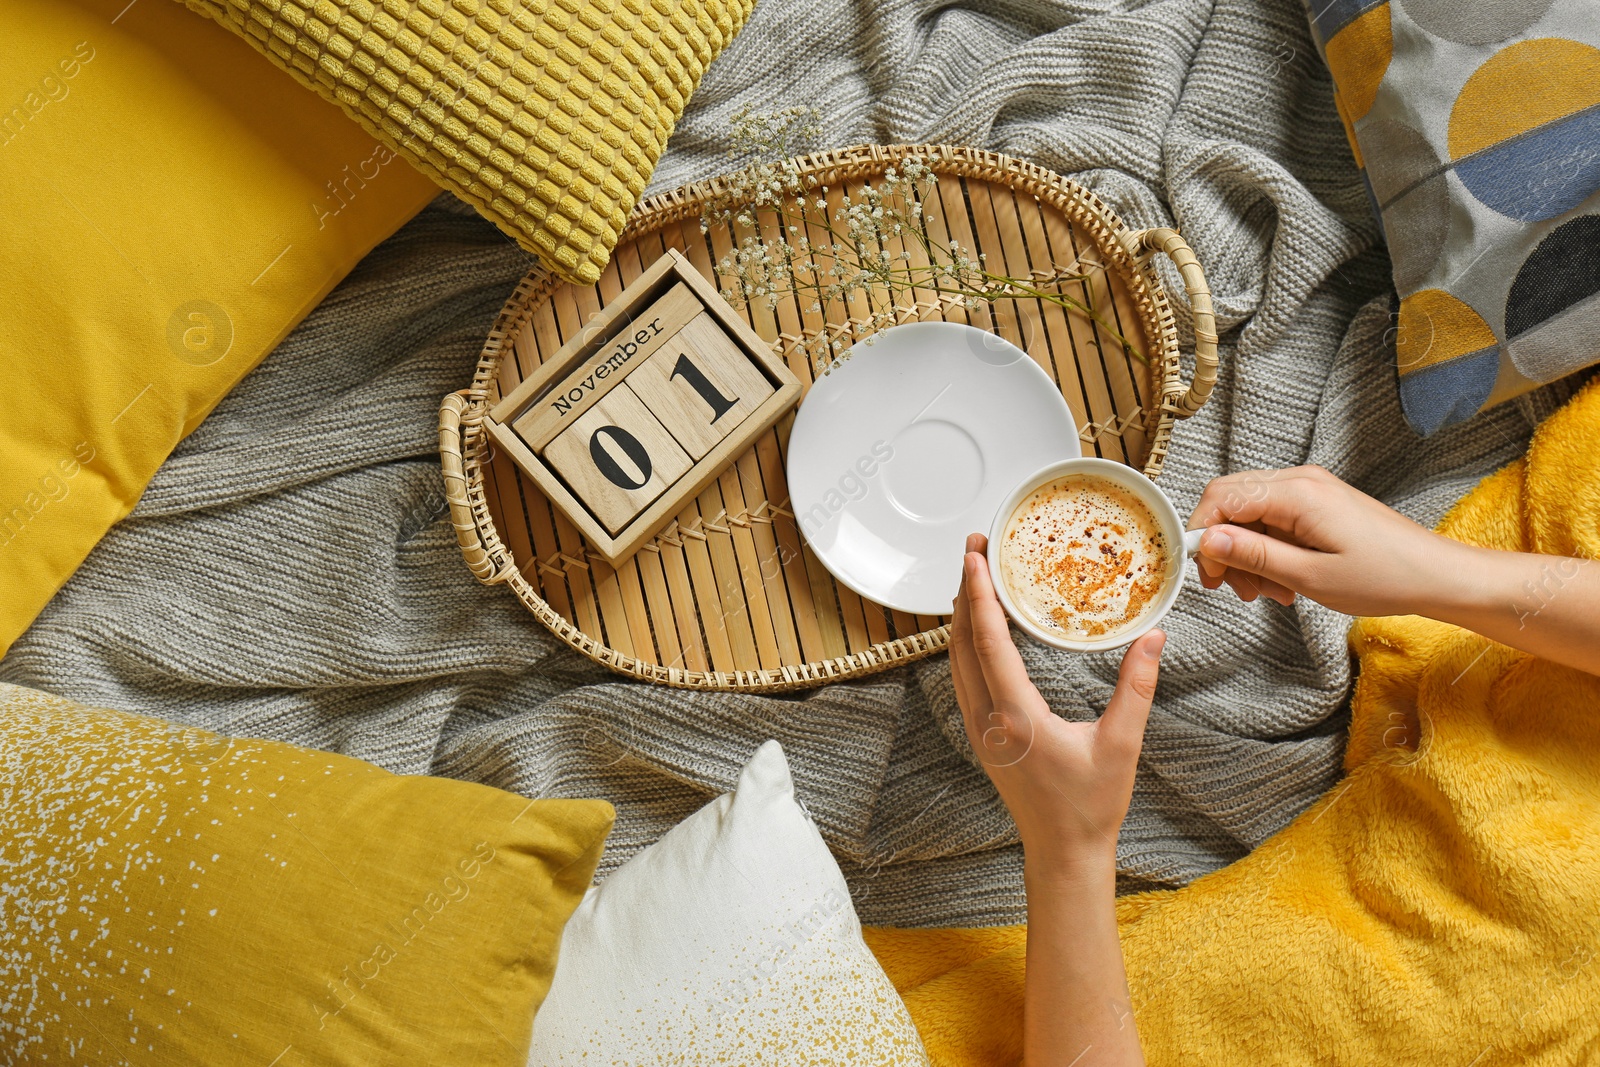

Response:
(0, 0), (439, 654)
(179, 0), (755, 284)
(0, 682), (614, 1065)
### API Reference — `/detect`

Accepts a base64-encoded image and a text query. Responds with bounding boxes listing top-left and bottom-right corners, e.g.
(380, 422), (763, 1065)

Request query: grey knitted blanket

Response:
(2, 0), (1581, 926)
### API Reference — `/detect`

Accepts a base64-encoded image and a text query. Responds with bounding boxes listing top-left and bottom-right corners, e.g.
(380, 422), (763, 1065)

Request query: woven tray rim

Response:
(441, 143), (1196, 692)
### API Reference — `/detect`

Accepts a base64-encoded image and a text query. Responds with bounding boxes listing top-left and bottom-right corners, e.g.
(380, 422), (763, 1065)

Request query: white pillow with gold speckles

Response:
(528, 740), (929, 1065)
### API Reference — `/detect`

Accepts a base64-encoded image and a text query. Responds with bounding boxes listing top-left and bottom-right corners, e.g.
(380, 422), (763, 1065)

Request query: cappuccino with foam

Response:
(998, 474), (1171, 641)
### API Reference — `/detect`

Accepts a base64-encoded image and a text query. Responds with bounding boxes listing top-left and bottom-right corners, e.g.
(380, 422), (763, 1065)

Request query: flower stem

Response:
(703, 152), (1148, 367)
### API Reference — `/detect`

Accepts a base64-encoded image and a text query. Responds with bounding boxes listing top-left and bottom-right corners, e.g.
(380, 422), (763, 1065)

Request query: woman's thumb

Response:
(1097, 629), (1164, 761)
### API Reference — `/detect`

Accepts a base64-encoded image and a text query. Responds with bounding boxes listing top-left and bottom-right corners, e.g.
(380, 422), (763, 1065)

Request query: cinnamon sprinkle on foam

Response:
(999, 475), (1169, 640)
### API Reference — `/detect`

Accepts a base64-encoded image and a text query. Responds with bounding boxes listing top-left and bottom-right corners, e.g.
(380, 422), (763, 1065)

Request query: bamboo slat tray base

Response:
(440, 145), (1216, 693)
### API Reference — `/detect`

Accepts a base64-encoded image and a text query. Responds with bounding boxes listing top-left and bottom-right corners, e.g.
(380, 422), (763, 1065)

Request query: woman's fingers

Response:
(1096, 629), (1164, 764)
(963, 549), (1035, 702)
(961, 548), (1040, 767)
(1223, 568), (1297, 606)
(1199, 524), (1317, 595)
(949, 534), (992, 739)
(1188, 468), (1331, 540)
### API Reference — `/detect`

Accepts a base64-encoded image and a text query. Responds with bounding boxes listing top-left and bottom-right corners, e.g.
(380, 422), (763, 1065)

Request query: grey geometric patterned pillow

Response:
(1303, 0), (1600, 434)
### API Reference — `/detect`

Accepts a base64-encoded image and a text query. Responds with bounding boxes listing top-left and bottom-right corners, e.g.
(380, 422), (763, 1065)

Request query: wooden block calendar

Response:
(485, 249), (802, 565)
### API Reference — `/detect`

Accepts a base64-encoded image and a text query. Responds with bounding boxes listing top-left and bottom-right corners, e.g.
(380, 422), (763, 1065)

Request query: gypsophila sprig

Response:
(701, 109), (1145, 374)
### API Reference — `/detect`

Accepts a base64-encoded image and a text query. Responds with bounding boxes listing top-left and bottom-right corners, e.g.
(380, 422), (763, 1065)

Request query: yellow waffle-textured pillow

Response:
(0, 683), (614, 1066)
(180, 0), (756, 284)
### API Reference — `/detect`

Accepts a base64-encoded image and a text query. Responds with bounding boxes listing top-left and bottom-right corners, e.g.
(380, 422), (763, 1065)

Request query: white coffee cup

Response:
(986, 458), (1203, 652)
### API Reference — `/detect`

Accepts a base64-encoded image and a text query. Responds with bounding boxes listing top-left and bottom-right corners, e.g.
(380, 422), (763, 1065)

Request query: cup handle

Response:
(1182, 528), (1205, 558)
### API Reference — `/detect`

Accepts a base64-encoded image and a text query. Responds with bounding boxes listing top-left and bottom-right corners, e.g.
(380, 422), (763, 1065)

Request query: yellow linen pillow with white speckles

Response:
(527, 740), (928, 1065)
(0, 682), (613, 1066)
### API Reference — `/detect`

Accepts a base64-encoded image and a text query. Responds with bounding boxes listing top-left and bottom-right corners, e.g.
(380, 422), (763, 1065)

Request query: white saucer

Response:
(786, 322), (1081, 615)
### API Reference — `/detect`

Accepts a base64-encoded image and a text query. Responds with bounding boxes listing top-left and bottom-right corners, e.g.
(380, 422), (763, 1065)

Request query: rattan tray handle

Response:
(439, 389), (504, 584)
(1126, 227), (1218, 419)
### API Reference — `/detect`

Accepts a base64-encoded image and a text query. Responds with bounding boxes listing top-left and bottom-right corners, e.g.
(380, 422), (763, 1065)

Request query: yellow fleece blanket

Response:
(865, 376), (1600, 1065)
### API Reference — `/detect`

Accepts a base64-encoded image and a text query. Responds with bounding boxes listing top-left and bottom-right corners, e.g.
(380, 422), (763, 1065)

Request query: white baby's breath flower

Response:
(699, 109), (1143, 370)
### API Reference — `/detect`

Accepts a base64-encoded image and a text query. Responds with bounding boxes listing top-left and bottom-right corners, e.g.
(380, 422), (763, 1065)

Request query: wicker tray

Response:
(439, 144), (1216, 692)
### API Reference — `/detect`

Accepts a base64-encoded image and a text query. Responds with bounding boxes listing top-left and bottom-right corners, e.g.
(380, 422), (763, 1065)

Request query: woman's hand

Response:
(949, 532), (1157, 1066)
(950, 533), (1164, 868)
(1187, 464), (1461, 617)
(1188, 464), (1600, 677)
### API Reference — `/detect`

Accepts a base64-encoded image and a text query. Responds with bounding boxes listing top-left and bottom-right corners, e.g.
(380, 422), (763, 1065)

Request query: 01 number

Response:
(588, 353), (739, 490)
